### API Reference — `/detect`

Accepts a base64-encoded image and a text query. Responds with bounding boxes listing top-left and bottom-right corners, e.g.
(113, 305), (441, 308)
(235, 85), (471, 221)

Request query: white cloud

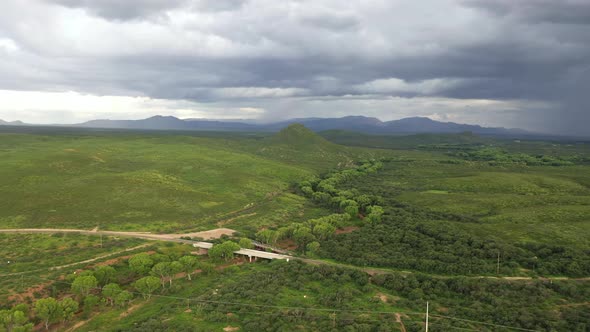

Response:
(0, 38), (18, 53)
(210, 87), (308, 98)
(0, 90), (267, 123)
(353, 78), (465, 95)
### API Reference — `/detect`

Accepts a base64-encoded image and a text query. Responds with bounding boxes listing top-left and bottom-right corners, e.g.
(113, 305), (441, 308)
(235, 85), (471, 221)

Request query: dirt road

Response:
(0, 227), (235, 242)
(2, 228), (588, 282)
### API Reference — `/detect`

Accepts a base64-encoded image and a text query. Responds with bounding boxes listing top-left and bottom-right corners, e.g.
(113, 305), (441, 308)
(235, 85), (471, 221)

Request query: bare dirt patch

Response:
(178, 228), (236, 240)
(7, 281), (52, 303)
(224, 326), (240, 332)
(395, 313), (407, 332)
(375, 292), (389, 303)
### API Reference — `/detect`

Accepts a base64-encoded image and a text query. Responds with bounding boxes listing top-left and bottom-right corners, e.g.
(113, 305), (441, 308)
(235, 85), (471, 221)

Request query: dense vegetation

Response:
(7, 250), (585, 332)
(319, 159), (590, 277)
(1, 126), (588, 331)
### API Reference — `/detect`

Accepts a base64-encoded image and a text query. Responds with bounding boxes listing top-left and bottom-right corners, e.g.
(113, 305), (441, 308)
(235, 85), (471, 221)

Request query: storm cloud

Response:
(0, 0), (589, 135)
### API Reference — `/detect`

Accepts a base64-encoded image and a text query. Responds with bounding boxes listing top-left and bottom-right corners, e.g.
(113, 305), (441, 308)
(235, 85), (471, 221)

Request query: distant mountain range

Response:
(0, 119), (25, 126)
(1, 115), (533, 136)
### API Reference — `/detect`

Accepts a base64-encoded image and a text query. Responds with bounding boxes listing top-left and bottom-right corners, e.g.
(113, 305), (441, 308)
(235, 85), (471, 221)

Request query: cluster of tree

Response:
(298, 160), (385, 223)
(452, 147), (575, 166)
(255, 214), (350, 254)
(207, 241), (241, 262)
(317, 160), (590, 277)
(0, 304), (33, 332)
(372, 272), (590, 331)
(128, 253), (207, 294)
(321, 206), (590, 277)
(2, 250), (210, 331)
(0, 296), (80, 331)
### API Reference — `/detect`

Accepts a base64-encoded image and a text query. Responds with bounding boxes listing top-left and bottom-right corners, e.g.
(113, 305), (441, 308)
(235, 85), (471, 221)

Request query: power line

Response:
(24, 274), (555, 332)
(27, 275), (425, 316)
(426, 322), (481, 332)
(430, 314), (541, 332)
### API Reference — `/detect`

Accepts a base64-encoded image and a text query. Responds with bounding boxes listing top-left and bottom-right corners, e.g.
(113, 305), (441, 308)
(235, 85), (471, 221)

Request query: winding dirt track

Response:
(0, 243), (152, 277)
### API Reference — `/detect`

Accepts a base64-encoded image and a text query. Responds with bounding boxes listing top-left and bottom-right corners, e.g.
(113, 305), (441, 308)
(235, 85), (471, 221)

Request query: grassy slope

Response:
(321, 132), (590, 248)
(387, 161), (590, 248)
(0, 126), (382, 232)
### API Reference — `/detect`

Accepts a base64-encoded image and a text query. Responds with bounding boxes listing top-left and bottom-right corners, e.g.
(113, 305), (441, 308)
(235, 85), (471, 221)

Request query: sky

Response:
(0, 0), (589, 135)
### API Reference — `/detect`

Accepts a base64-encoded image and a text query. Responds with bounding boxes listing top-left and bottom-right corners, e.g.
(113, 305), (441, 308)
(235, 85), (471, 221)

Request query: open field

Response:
(0, 126), (384, 233)
(389, 162), (590, 248)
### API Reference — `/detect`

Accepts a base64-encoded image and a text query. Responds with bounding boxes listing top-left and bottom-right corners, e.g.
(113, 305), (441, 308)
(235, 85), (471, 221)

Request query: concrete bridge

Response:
(193, 242), (292, 262)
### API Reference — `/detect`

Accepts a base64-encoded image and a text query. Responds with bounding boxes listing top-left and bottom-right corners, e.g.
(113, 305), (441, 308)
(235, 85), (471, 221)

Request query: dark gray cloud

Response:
(464, 0), (590, 25)
(0, 0), (589, 135)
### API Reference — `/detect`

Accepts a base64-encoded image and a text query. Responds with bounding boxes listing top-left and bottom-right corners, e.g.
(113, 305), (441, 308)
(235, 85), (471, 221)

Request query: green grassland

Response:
(318, 131), (590, 249)
(0, 125), (386, 232)
(388, 162), (590, 248)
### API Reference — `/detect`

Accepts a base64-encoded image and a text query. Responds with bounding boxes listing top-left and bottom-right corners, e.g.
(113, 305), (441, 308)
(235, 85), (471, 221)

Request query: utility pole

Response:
(331, 311), (336, 328)
(425, 301), (429, 332)
(496, 251), (500, 275)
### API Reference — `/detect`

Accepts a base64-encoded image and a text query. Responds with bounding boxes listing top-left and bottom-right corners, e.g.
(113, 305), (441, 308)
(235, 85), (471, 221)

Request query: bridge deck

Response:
(193, 242), (291, 260)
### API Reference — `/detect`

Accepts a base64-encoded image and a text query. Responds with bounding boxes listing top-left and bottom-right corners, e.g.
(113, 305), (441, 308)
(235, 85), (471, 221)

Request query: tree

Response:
(129, 253), (154, 275)
(200, 262), (215, 275)
(83, 295), (100, 316)
(306, 242), (321, 256)
(59, 298), (78, 323)
(71, 275), (98, 298)
(239, 238), (254, 249)
(1, 308), (33, 332)
(169, 261), (183, 286)
(34, 297), (62, 330)
(293, 226), (315, 253)
(115, 291), (133, 307)
(178, 256), (199, 280)
(151, 262), (172, 288)
(355, 194), (373, 210)
(208, 241), (240, 261)
(134, 276), (160, 299)
(312, 222), (336, 241)
(93, 265), (116, 287)
(102, 283), (121, 306)
(256, 230), (277, 245)
(344, 203), (359, 218)
(366, 205), (384, 224)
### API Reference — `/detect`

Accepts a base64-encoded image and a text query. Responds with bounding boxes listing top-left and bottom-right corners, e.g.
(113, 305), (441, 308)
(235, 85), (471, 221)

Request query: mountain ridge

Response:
(1, 115), (538, 137)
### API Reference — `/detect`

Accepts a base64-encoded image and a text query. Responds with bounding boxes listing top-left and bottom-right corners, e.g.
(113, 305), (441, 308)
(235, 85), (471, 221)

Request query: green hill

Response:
(271, 123), (335, 147)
